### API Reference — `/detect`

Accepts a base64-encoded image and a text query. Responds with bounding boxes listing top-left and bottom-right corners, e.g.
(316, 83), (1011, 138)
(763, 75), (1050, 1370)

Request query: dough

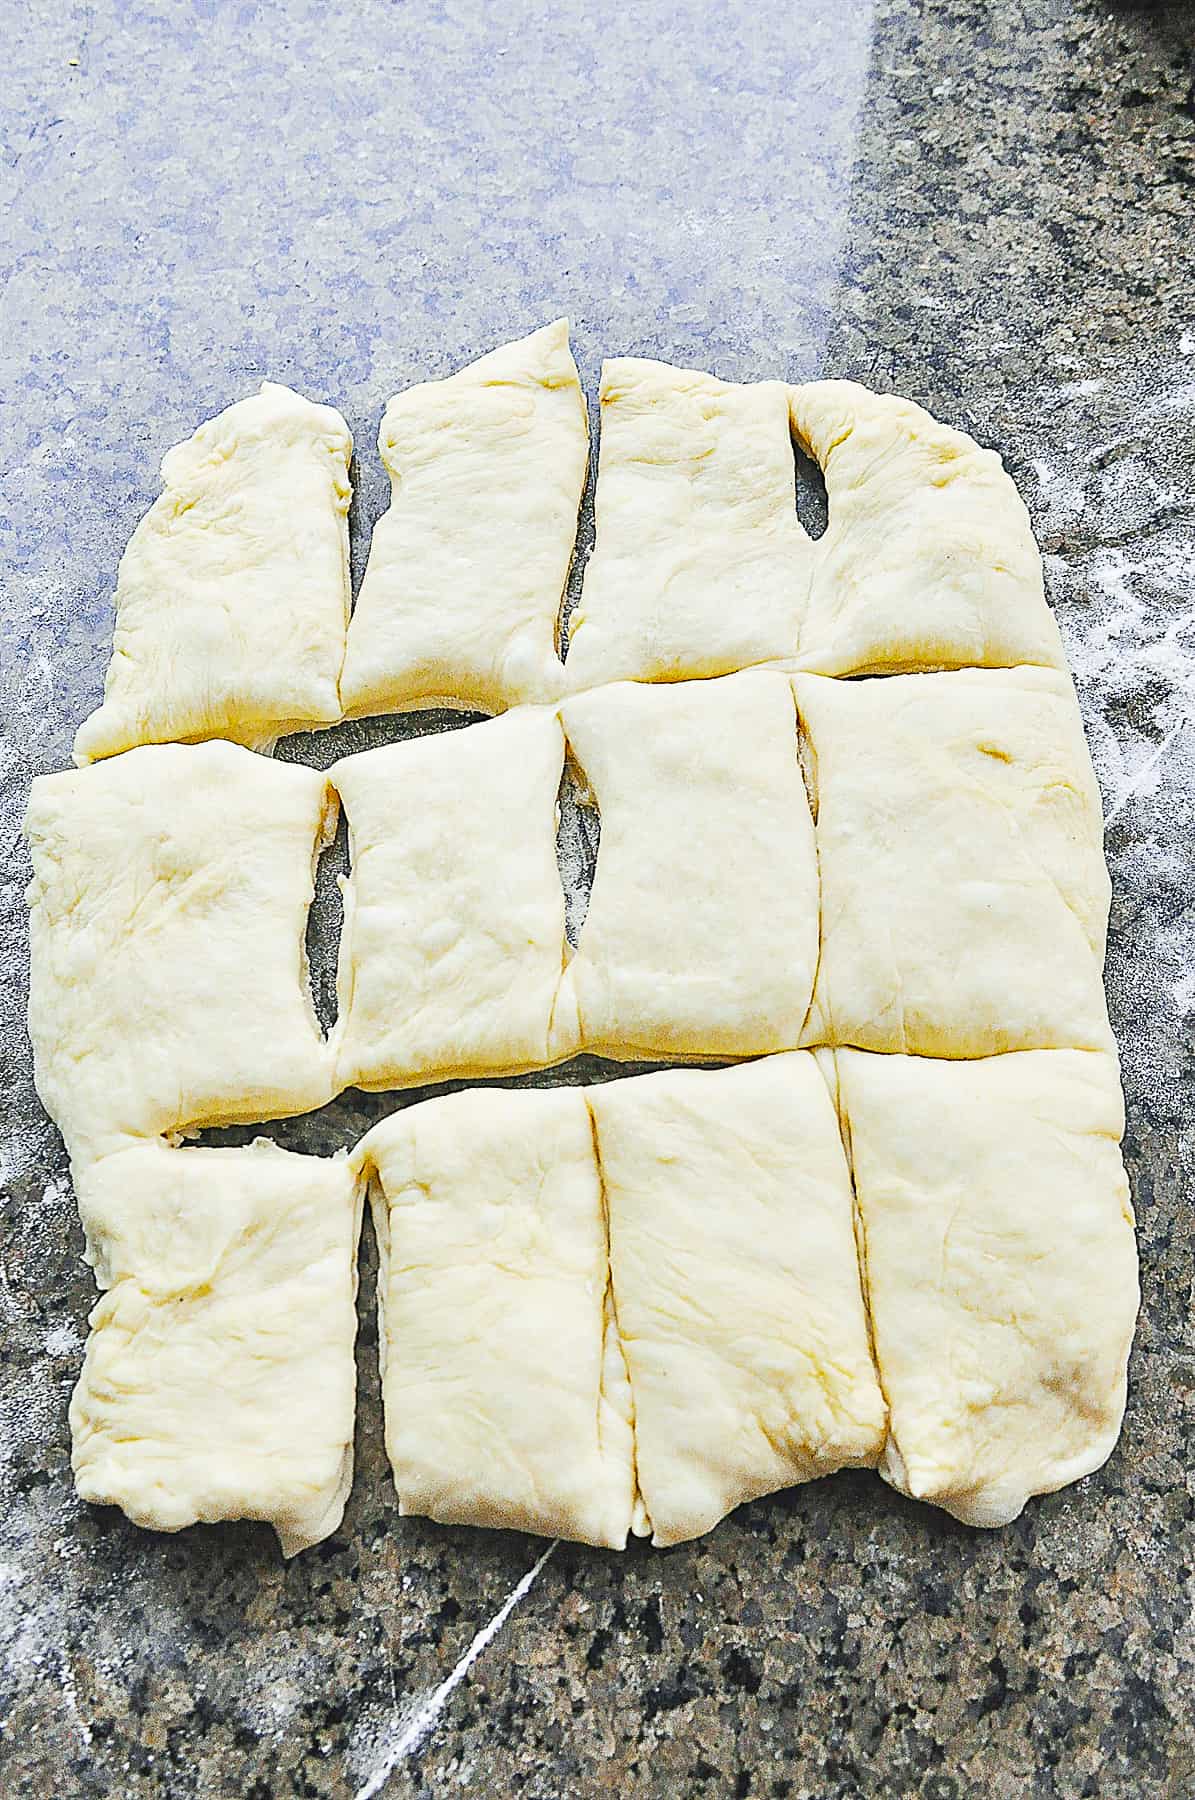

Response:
(795, 666), (1114, 1057)
(70, 1137), (363, 1556)
(358, 1087), (636, 1549)
(831, 1048), (1138, 1527)
(789, 380), (1065, 677)
(331, 708), (573, 1089)
(24, 741), (335, 1160)
(73, 383), (352, 764)
(564, 359), (811, 689)
(339, 321), (586, 717)
(589, 1054), (886, 1547)
(554, 671), (819, 1060)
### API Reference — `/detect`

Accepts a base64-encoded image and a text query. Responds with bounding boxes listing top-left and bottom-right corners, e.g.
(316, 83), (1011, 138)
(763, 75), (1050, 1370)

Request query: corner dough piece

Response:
(590, 1054), (886, 1547)
(359, 1087), (635, 1549)
(70, 1138), (363, 1556)
(564, 359), (811, 689)
(795, 666), (1113, 1057)
(340, 321), (587, 716)
(834, 1048), (1138, 1527)
(331, 709), (572, 1089)
(24, 741), (335, 1160)
(555, 672), (819, 1060)
(789, 380), (1064, 677)
(73, 383), (352, 764)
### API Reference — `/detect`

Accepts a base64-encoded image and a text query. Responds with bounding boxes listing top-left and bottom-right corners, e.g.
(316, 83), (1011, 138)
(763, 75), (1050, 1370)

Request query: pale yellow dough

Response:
(24, 741), (335, 1161)
(564, 358), (811, 689)
(590, 1055), (886, 1547)
(340, 320), (587, 716)
(795, 666), (1114, 1057)
(331, 709), (571, 1089)
(554, 671), (819, 1060)
(73, 383), (352, 764)
(358, 1087), (637, 1550)
(789, 380), (1065, 677)
(832, 1048), (1138, 1527)
(70, 1138), (363, 1556)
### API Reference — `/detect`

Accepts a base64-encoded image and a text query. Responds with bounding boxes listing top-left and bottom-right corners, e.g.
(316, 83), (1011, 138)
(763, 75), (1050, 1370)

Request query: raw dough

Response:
(24, 741), (335, 1161)
(590, 1054), (885, 1547)
(831, 1048), (1138, 1527)
(554, 671), (819, 1060)
(789, 380), (1065, 677)
(70, 1137), (363, 1556)
(795, 666), (1114, 1057)
(339, 320), (587, 717)
(331, 708), (573, 1088)
(73, 383), (352, 764)
(358, 1087), (637, 1549)
(564, 359), (811, 689)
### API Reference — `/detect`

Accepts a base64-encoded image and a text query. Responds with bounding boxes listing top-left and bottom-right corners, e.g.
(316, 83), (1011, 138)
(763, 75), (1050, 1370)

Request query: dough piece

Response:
(833, 1048), (1138, 1527)
(564, 359), (811, 689)
(555, 672), (819, 1060)
(359, 1087), (635, 1549)
(24, 741), (335, 1160)
(70, 1138), (363, 1556)
(789, 380), (1065, 677)
(331, 709), (572, 1089)
(340, 321), (586, 716)
(590, 1054), (885, 1547)
(73, 384), (352, 764)
(795, 666), (1113, 1057)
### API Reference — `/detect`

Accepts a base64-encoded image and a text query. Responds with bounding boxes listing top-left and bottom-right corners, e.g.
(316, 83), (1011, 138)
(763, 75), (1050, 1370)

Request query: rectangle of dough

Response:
(73, 383), (352, 764)
(554, 671), (819, 1060)
(788, 381), (1065, 678)
(832, 1048), (1138, 1527)
(70, 1138), (363, 1557)
(339, 321), (587, 717)
(563, 358), (811, 690)
(24, 741), (335, 1160)
(358, 1087), (636, 1549)
(794, 666), (1114, 1057)
(589, 1054), (886, 1547)
(330, 709), (573, 1089)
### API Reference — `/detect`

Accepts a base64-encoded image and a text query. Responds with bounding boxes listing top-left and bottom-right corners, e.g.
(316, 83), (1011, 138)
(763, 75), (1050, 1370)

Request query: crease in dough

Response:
(340, 320), (588, 717)
(553, 671), (820, 1063)
(564, 357), (812, 689)
(24, 740), (336, 1163)
(794, 665), (1114, 1058)
(837, 1047), (1138, 1527)
(74, 382), (353, 764)
(788, 380), (1065, 678)
(69, 1137), (364, 1557)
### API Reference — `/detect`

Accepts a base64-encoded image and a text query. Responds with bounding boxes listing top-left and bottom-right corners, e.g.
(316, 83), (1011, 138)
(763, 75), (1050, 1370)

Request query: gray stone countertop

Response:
(1, 1), (1193, 1795)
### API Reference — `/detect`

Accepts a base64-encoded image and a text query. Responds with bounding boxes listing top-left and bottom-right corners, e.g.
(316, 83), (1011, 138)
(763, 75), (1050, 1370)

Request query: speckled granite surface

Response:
(2, 1), (1194, 1795)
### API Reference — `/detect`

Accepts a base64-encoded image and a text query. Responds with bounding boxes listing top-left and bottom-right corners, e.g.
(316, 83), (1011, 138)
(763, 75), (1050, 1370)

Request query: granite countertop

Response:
(2, 2), (1193, 1795)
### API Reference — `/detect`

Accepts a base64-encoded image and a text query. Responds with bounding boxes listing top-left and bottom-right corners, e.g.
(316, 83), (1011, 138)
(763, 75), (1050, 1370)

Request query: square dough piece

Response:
(359, 1087), (636, 1549)
(73, 383), (352, 764)
(24, 741), (335, 1160)
(555, 671), (819, 1060)
(833, 1048), (1138, 1527)
(331, 709), (572, 1089)
(590, 1054), (886, 1548)
(564, 359), (812, 690)
(340, 321), (587, 717)
(795, 666), (1114, 1057)
(788, 380), (1065, 677)
(70, 1138), (363, 1557)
